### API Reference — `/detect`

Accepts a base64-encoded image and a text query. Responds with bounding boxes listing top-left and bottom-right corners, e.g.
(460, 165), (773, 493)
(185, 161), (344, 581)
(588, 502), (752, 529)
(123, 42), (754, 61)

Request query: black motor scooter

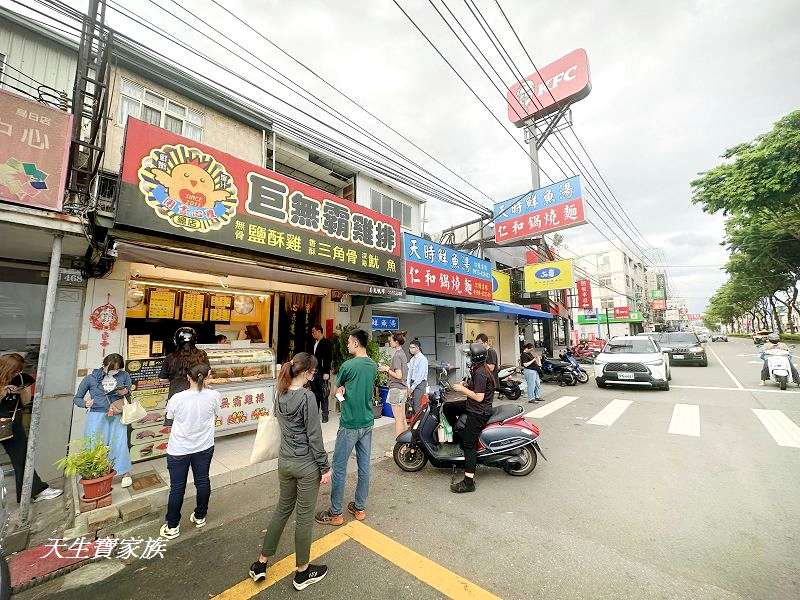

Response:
(392, 366), (545, 476)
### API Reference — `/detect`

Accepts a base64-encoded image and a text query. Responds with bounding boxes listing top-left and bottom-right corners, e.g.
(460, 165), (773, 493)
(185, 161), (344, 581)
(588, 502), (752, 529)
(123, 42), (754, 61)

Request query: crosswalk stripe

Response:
(525, 395), (578, 418)
(752, 409), (800, 448)
(587, 399), (633, 426)
(668, 404), (700, 436)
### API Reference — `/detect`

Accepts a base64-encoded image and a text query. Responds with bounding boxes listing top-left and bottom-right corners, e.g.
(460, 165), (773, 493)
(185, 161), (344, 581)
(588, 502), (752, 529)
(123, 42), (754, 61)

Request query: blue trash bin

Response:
(378, 386), (392, 417)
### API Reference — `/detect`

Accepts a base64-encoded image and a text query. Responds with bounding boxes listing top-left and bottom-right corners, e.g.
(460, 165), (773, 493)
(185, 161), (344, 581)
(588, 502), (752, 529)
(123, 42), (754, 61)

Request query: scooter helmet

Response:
(767, 333), (780, 344)
(174, 327), (197, 348)
(469, 342), (487, 365)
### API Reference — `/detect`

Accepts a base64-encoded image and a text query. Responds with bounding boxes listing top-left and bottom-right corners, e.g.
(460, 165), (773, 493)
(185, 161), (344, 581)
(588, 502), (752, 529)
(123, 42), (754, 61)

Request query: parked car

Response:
(697, 332), (710, 343)
(711, 333), (728, 342)
(0, 464), (10, 600)
(594, 335), (670, 391)
(658, 332), (708, 366)
(753, 330), (773, 345)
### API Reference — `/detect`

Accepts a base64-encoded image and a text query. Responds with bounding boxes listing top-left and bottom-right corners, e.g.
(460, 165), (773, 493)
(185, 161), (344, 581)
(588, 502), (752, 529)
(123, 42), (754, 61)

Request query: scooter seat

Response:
(545, 359), (571, 368)
(486, 404), (524, 425)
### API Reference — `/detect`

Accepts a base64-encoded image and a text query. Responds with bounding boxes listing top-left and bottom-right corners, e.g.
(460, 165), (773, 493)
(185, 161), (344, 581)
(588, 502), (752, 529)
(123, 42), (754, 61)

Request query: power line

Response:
(160, 0), (490, 218)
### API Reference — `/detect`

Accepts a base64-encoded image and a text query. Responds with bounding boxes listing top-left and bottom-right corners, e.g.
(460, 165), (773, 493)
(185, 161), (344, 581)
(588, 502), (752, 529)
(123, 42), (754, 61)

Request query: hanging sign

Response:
(523, 259), (575, 292)
(0, 90), (73, 212)
(181, 292), (205, 322)
(651, 299), (666, 310)
(402, 233), (493, 302)
(575, 278), (593, 309)
(117, 118), (402, 279)
(148, 290), (176, 319)
(494, 176), (586, 243)
(371, 316), (399, 330)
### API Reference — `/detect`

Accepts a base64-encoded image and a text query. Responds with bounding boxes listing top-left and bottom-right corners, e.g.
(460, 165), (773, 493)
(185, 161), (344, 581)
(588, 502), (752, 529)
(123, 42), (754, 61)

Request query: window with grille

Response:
(370, 189), (412, 228)
(118, 78), (204, 141)
(598, 276), (612, 288)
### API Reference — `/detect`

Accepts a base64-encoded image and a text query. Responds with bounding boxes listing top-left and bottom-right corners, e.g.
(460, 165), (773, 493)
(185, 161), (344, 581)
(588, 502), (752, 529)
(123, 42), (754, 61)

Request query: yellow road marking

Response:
(346, 520), (502, 600)
(210, 527), (351, 600)
(211, 521), (501, 600)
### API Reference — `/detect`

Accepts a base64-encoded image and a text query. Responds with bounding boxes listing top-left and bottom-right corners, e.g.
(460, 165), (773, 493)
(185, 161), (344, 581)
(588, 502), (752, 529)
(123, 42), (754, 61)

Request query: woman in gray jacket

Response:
(249, 352), (331, 590)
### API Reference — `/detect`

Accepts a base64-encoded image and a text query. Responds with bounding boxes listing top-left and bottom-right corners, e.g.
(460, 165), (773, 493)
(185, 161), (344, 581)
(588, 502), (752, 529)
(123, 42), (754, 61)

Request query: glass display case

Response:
(198, 343), (276, 436)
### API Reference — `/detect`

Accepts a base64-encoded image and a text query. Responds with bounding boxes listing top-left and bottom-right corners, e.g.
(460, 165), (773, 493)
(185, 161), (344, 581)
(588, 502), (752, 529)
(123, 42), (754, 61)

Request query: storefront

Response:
(72, 118), (403, 463)
(577, 310), (644, 339)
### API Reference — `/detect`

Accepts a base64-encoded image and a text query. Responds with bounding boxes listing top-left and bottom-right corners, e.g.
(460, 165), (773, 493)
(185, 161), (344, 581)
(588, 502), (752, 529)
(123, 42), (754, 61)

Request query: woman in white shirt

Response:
(159, 362), (219, 540)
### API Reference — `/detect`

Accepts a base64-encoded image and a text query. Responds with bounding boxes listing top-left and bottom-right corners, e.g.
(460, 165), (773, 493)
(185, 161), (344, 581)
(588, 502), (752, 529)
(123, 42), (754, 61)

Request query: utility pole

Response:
(605, 307), (612, 338)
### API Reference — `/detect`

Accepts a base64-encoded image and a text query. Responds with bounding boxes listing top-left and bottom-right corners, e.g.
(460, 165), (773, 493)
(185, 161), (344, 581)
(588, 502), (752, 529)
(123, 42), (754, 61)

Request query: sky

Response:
(14, 0), (799, 312)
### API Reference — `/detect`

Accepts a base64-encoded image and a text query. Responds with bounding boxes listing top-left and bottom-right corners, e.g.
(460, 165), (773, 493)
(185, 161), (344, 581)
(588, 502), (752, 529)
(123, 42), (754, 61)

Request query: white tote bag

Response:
(120, 396), (147, 425)
(249, 415), (281, 464)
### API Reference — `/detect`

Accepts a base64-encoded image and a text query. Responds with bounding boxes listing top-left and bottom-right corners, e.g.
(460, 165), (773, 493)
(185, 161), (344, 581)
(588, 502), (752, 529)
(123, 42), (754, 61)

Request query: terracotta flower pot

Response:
(80, 470), (116, 501)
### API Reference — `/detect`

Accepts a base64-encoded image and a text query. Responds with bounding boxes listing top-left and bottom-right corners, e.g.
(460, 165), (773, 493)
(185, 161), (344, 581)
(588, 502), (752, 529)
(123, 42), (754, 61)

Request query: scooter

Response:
(761, 346), (798, 390)
(495, 365), (523, 400)
(539, 351), (578, 386)
(393, 367), (546, 476)
(559, 349), (590, 384)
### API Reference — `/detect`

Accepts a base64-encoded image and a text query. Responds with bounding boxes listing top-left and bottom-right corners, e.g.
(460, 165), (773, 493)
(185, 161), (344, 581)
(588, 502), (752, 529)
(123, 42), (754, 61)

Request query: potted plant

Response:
(56, 435), (116, 501)
(374, 347), (391, 418)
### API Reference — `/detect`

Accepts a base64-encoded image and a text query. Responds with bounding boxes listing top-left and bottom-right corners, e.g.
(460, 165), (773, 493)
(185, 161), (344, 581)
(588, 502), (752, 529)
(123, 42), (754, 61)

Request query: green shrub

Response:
(55, 435), (113, 480)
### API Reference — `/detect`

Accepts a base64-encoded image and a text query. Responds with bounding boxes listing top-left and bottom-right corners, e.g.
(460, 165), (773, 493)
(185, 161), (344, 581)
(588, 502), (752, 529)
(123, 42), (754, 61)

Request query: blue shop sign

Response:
(371, 315), (399, 330)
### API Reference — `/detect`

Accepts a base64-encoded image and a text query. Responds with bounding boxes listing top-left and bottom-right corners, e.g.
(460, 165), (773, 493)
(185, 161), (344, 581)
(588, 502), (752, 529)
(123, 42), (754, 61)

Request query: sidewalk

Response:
(67, 412), (395, 538)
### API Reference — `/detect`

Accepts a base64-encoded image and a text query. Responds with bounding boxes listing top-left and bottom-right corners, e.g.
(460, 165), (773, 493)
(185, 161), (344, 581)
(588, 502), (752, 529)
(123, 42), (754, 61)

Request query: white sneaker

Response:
(33, 488), (63, 503)
(121, 475), (133, 488)
(760, 380), (766, 386)
(159, 523), (180, 539)
(190, 512), (206, 528)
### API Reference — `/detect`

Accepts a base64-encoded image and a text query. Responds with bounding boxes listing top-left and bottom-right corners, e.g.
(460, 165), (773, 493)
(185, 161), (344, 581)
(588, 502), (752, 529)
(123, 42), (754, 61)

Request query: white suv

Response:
(594, 336), (670, 391)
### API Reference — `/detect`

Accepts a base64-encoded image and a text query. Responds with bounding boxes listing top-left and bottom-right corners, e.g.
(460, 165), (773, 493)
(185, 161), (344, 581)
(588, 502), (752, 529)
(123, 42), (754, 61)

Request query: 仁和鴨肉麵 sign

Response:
(116, 118), (402, 279)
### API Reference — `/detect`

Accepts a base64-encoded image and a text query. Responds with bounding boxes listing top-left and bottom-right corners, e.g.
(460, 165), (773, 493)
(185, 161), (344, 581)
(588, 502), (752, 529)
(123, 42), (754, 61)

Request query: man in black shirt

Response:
(450, 343), (495, 493)
(309, 324), (333, 422)
(475, 333), (498, 377)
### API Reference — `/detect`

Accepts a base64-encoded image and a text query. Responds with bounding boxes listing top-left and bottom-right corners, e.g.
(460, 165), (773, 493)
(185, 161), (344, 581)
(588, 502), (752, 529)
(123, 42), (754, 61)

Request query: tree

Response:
(691, 110), (800, 241)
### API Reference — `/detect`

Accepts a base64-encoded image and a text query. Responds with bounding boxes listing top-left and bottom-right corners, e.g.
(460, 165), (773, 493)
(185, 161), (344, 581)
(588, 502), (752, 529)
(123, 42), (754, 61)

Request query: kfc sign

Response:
(507, 49), (591, 126)
(575, 279), (593, 309)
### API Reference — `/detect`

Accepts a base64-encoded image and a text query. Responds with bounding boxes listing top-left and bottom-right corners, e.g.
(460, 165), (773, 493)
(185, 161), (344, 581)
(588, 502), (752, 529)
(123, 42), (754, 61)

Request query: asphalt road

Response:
(18, 338), (800, 600)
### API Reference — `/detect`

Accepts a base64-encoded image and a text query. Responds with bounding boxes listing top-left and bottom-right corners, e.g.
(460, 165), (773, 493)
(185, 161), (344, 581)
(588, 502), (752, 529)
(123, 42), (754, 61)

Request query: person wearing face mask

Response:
(406, 340), (429, 414)
(73, 353), (134, 488)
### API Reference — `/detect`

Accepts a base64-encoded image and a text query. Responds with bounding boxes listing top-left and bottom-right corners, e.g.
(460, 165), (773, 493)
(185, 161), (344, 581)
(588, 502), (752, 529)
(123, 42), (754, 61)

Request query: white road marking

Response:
(587, 399), (633, 426)
(706, 345), (745, 389)
(753, 409), (800, 448)
(671, 385), (800, 394)
(747, 360), (762, 364)
(525, 395), (578, 418)
(668, 404), (700, 437)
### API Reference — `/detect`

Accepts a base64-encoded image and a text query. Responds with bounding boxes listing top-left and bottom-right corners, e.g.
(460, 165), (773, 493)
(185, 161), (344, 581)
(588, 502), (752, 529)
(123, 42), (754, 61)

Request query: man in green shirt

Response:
(316, 329), (377, 526)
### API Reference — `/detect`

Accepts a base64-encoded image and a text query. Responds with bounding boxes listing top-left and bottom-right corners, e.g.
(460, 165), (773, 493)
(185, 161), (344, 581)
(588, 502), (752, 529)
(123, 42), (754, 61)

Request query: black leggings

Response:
(1, 414), (48, 503)
(461, 412), (489, 475)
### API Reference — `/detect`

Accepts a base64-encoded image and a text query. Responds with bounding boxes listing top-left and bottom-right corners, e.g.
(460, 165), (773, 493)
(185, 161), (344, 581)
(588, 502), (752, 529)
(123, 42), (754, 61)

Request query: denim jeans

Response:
(330, 426), (372, 515)
(524, 369), (542, 400)
(165, 445), (214, 528)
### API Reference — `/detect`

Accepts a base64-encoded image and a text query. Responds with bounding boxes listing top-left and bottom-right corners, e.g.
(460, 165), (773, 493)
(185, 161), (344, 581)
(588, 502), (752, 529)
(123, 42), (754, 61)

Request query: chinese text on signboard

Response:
(523, 259), (575, 293)
(0, 90), (72, 212)
(494, 176), (586, 244)
(403, 233), (493, 301)
(117, 119), (402, 279)
(575, 278), (593, 309)
(371, 316), (399, 330)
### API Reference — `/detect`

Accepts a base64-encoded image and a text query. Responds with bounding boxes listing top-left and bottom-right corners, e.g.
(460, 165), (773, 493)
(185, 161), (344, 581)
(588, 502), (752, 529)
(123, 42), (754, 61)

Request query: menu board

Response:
(210, 294), (232, 322)
(127, 334), (151, 360)
(181, 292), (205, 322)
(125, 357), (170, 463)
(151, 340), (163, 355)
(148, 289), (176, 319)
